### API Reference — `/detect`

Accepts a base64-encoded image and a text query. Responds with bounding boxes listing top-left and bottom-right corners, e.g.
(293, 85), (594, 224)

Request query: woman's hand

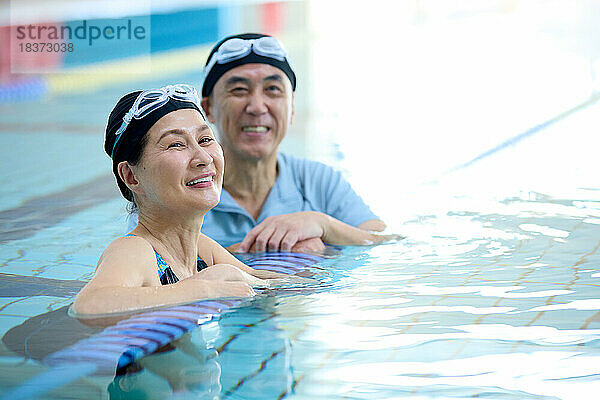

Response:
(192, 263), (269, 288)
(179, 276), (256, 299)
(195, 255), (319, 288)
(181, 263), (275, 299)
(237, 211), (327, 253)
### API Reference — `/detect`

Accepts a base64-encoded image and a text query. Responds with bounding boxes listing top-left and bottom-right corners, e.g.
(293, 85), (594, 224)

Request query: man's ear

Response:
(117, 161), (142, 194)
(290, 93), (295, 124)
(201, 97), (215, 123)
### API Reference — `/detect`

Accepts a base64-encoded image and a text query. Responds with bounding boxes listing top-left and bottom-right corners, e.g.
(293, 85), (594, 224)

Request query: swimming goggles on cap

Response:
(112, 84), (200, 156)
(204, 36), (288, 77)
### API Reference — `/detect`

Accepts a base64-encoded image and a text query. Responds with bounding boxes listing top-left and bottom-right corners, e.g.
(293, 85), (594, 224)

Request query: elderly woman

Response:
(74, 84), (276, 315)
(74, 84), (396, 315)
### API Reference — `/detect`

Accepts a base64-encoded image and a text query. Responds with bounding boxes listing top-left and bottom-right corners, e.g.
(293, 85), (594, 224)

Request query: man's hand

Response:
(237, 212), (327, 253)
(228, 237), (326, 254)
(290, 237), (327, 254)
(231, 213), (400, 254)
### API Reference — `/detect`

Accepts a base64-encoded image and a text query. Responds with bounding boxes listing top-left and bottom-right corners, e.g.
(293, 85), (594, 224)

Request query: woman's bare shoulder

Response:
(99, 235), (154, 262)
(92, 235), (159, 287)
(198, 232), (225, 266)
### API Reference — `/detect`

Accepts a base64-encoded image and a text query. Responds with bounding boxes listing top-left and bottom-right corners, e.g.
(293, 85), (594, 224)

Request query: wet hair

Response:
(104, 89), (202, 210)
(201, 33), (296, 97)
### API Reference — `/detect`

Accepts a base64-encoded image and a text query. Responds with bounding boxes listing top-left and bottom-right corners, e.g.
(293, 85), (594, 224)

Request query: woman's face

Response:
(131, 109), (224, 214)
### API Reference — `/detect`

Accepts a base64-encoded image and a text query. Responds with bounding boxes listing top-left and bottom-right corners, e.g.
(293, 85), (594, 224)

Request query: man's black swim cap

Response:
(201, 33), (296, 97)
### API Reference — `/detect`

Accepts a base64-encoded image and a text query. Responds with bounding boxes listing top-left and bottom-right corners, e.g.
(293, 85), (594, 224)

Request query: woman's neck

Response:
(135, 208), (204, 276)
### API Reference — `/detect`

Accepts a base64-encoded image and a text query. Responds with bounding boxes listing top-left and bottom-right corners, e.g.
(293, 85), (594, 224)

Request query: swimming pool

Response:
(2, 3), (600, 396)
(1, 76), (599, 399)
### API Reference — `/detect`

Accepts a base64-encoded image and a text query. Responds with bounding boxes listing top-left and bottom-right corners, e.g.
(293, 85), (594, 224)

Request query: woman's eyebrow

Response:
(158, 129), (186, 143)
(157, 125), (211, 142)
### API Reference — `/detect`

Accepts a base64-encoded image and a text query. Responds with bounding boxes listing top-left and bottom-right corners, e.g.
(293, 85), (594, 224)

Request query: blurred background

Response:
(0, 0), (599, 231)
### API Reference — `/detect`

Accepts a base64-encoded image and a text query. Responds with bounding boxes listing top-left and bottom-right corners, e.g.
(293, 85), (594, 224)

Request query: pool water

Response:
(2, 178), (599, 399)
(1, 92), (599, 399)
(2, 38), (600, 400)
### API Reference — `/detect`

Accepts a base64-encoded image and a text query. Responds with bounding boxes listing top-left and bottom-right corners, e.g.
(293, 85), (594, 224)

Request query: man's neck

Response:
(223, 149), (278, 220)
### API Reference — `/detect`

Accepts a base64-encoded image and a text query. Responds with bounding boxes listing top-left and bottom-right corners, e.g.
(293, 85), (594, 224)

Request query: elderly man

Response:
(200, 33), (387, 253)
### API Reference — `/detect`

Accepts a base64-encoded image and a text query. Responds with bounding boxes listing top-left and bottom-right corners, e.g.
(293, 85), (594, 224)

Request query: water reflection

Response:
(4, 185), (597, 399)
(106, 297), (298, 399)
(108, 328), (222, 399)
(277, 182), (600, 398)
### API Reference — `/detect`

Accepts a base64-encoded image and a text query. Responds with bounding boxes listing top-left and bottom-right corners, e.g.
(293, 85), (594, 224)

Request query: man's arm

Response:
(232, 156), (393, 253)
(230, 219), (386, 254)
(236, 211), (401, 253)
(358, 219), (386, 232)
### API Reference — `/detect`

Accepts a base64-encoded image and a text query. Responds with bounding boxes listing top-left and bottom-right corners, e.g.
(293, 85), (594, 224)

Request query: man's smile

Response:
(242, 125), (269, 134)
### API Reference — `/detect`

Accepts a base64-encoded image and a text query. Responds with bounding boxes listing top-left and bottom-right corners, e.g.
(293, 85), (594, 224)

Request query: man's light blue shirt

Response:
(201, 153), (379, 247)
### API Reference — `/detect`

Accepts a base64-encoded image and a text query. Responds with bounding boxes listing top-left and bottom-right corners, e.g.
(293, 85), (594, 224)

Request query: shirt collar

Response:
(213, 153), (296, 213)
(271, 153), (297, 201)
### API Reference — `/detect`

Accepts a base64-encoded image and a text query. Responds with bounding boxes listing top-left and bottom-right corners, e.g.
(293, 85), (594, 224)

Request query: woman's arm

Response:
(73, 237), (255, 316)
(73, 280), (254, 316)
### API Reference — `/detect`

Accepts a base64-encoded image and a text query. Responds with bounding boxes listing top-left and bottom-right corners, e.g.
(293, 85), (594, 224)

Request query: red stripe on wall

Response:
(2, 23), (65, 82)
(261, 2), (283, 35)
(0, 26), (12, 83)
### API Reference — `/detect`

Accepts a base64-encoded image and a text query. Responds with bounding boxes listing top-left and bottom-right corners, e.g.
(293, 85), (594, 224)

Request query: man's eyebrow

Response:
(224, 74), (284, 87)
(224, 76), (251, 87)
(264, 74), (283, 83)
(157, 125), (210, 142)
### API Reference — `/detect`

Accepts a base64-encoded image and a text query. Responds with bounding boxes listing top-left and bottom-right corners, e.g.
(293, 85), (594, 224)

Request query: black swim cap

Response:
(201, 33), (296, 97)
(104, 88), (202, 201)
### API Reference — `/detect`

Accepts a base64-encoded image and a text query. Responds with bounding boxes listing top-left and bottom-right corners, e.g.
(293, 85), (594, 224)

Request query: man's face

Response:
(203, 63), (294, 161)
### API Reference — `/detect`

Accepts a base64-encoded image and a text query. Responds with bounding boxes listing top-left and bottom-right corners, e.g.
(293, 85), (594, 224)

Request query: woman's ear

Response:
(117, 161), (142, 194)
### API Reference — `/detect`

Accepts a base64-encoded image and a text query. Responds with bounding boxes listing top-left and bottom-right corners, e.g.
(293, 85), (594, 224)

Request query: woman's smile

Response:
(186, 172), (216, 188)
